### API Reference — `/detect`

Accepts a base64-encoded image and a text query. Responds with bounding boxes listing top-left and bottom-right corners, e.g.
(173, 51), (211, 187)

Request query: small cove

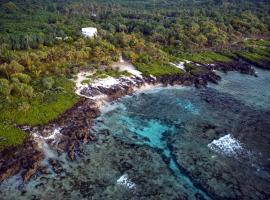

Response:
(0, 68), (270, 199)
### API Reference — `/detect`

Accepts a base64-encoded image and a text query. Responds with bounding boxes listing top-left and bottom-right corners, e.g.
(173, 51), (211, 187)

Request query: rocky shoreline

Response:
(0, 59), (258, 183)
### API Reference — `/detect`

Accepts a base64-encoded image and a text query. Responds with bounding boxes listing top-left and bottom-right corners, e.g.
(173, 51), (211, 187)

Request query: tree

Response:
(11, 73), (31, 84)
(11, 81), (33, 98)
(21, 84), (34, 98)
(189, 23), (200, 35)
(18, 102), (31, 113)
(0, 63), (9, 79)
(74, 38), (86, 50)
(42, 76), (55, 90)
(7, 61), (25, 75)
(0, 78), (11, 96)
(2, 1), (18, 13)
(29, 65), (42, 78)
(195, 34), (208, 48)
(0, 47), (16, 63)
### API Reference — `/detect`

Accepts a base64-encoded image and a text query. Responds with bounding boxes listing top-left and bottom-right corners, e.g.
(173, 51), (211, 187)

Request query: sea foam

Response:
(208, 134), (248, 158)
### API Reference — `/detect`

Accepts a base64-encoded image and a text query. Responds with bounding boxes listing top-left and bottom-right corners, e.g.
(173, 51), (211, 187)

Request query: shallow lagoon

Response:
(1, 68), (270, 199)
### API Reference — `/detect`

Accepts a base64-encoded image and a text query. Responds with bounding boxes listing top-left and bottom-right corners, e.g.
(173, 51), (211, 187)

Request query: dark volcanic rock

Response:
(45, 99), (101, 159)
(208, 60), (256, 75)
(0, 139), (44, 183)
(49, 159), (64, 174)
(237, 54), (270, 70)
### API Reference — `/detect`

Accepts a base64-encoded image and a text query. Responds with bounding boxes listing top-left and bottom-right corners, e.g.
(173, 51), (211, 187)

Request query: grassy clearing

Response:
(237, 52), (270, 67)
(94, 69), (132, 78)
(0, 77), (79, 150)
(134, 62), (184, 77)
(86, 68), (132, 80)
(0, 125), (26, 151)
(0, 77), (79, 125)
(243, 39), (270, 47)
(238, 39), (270, 67)
(238, 52), (270, 62)
(178, 52), (233, 64)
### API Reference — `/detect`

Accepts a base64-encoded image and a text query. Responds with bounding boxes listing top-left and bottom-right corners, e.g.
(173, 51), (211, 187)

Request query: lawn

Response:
(178, 52), (233, 64)
(134, 62), (184, 77)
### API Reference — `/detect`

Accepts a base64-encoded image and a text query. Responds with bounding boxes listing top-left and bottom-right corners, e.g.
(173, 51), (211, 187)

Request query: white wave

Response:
(44, 127), (62, 140)
(116, 174), (136, 190)
(208, 134), (246, 157)
(31, 127), (62, 159)
(32, 132), (57, 159)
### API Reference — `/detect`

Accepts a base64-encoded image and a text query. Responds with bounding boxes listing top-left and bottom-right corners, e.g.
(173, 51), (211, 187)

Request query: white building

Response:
(81, 27), (97, 38)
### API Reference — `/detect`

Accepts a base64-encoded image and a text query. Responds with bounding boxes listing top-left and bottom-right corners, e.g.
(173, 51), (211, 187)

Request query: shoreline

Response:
(0, 58), (259, 183)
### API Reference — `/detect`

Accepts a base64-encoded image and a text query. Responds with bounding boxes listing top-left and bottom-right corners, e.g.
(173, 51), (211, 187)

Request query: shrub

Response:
(11, 73), (31, 83)
(2, 1), (18, 13)
(8, 60), (25, 74)
(0, 78), (11, 96)
(134, 62), (183, 77)
(18, 102), (31, 113)
(42, 76), (55, 90)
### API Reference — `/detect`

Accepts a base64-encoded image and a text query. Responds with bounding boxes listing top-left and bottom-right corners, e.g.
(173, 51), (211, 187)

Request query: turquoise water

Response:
(0, 68), (270, 199)
(95, 108), (211, 199)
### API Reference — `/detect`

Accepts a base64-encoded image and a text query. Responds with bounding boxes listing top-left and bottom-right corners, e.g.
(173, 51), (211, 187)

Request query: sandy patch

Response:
(74, 70), (95, 97)
(112, 55), (142, 78)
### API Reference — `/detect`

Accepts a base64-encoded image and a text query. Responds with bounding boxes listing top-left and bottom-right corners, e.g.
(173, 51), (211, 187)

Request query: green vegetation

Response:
(81, 68), (132, 84)
(0, 125), (26, 151)
(135, 62), (183, 77)
(92, 68), (132, 79)
(1, 0), (269, 52)
(179, 52), (233, 64)
(0, 77), (79, 126)
(0, 38), (119, 150)
(0, 77), (79, 149)
(243, 39), (270, 47)
(237, 52), (270, 67)
(0, 0), (269, 150)
(237, 39), (270, 68)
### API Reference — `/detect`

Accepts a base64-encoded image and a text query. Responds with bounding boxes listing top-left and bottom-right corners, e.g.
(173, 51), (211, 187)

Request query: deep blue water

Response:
(1, 68), (270, 199)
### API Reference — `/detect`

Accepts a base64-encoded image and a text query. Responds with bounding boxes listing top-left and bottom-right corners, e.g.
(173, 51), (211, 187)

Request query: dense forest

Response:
(0, 0), (269, 51)
(0, 0), (269, 150)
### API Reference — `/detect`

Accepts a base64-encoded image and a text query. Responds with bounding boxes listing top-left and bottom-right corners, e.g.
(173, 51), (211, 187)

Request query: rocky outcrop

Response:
(49, 159), (64, 175)
(202, 59), (256, 75)
(237, 54), (270, 70)
(0, 139), (44, 182)
(36, 99), (101, 161)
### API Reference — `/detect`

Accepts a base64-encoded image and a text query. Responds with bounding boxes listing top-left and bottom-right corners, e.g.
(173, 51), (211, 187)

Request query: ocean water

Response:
(1, 68), (270, 199)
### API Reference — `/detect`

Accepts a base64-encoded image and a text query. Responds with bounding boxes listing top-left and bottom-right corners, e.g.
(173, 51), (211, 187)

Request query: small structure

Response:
(55, 36), (70, 41)
(81, 27), (97, 38)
